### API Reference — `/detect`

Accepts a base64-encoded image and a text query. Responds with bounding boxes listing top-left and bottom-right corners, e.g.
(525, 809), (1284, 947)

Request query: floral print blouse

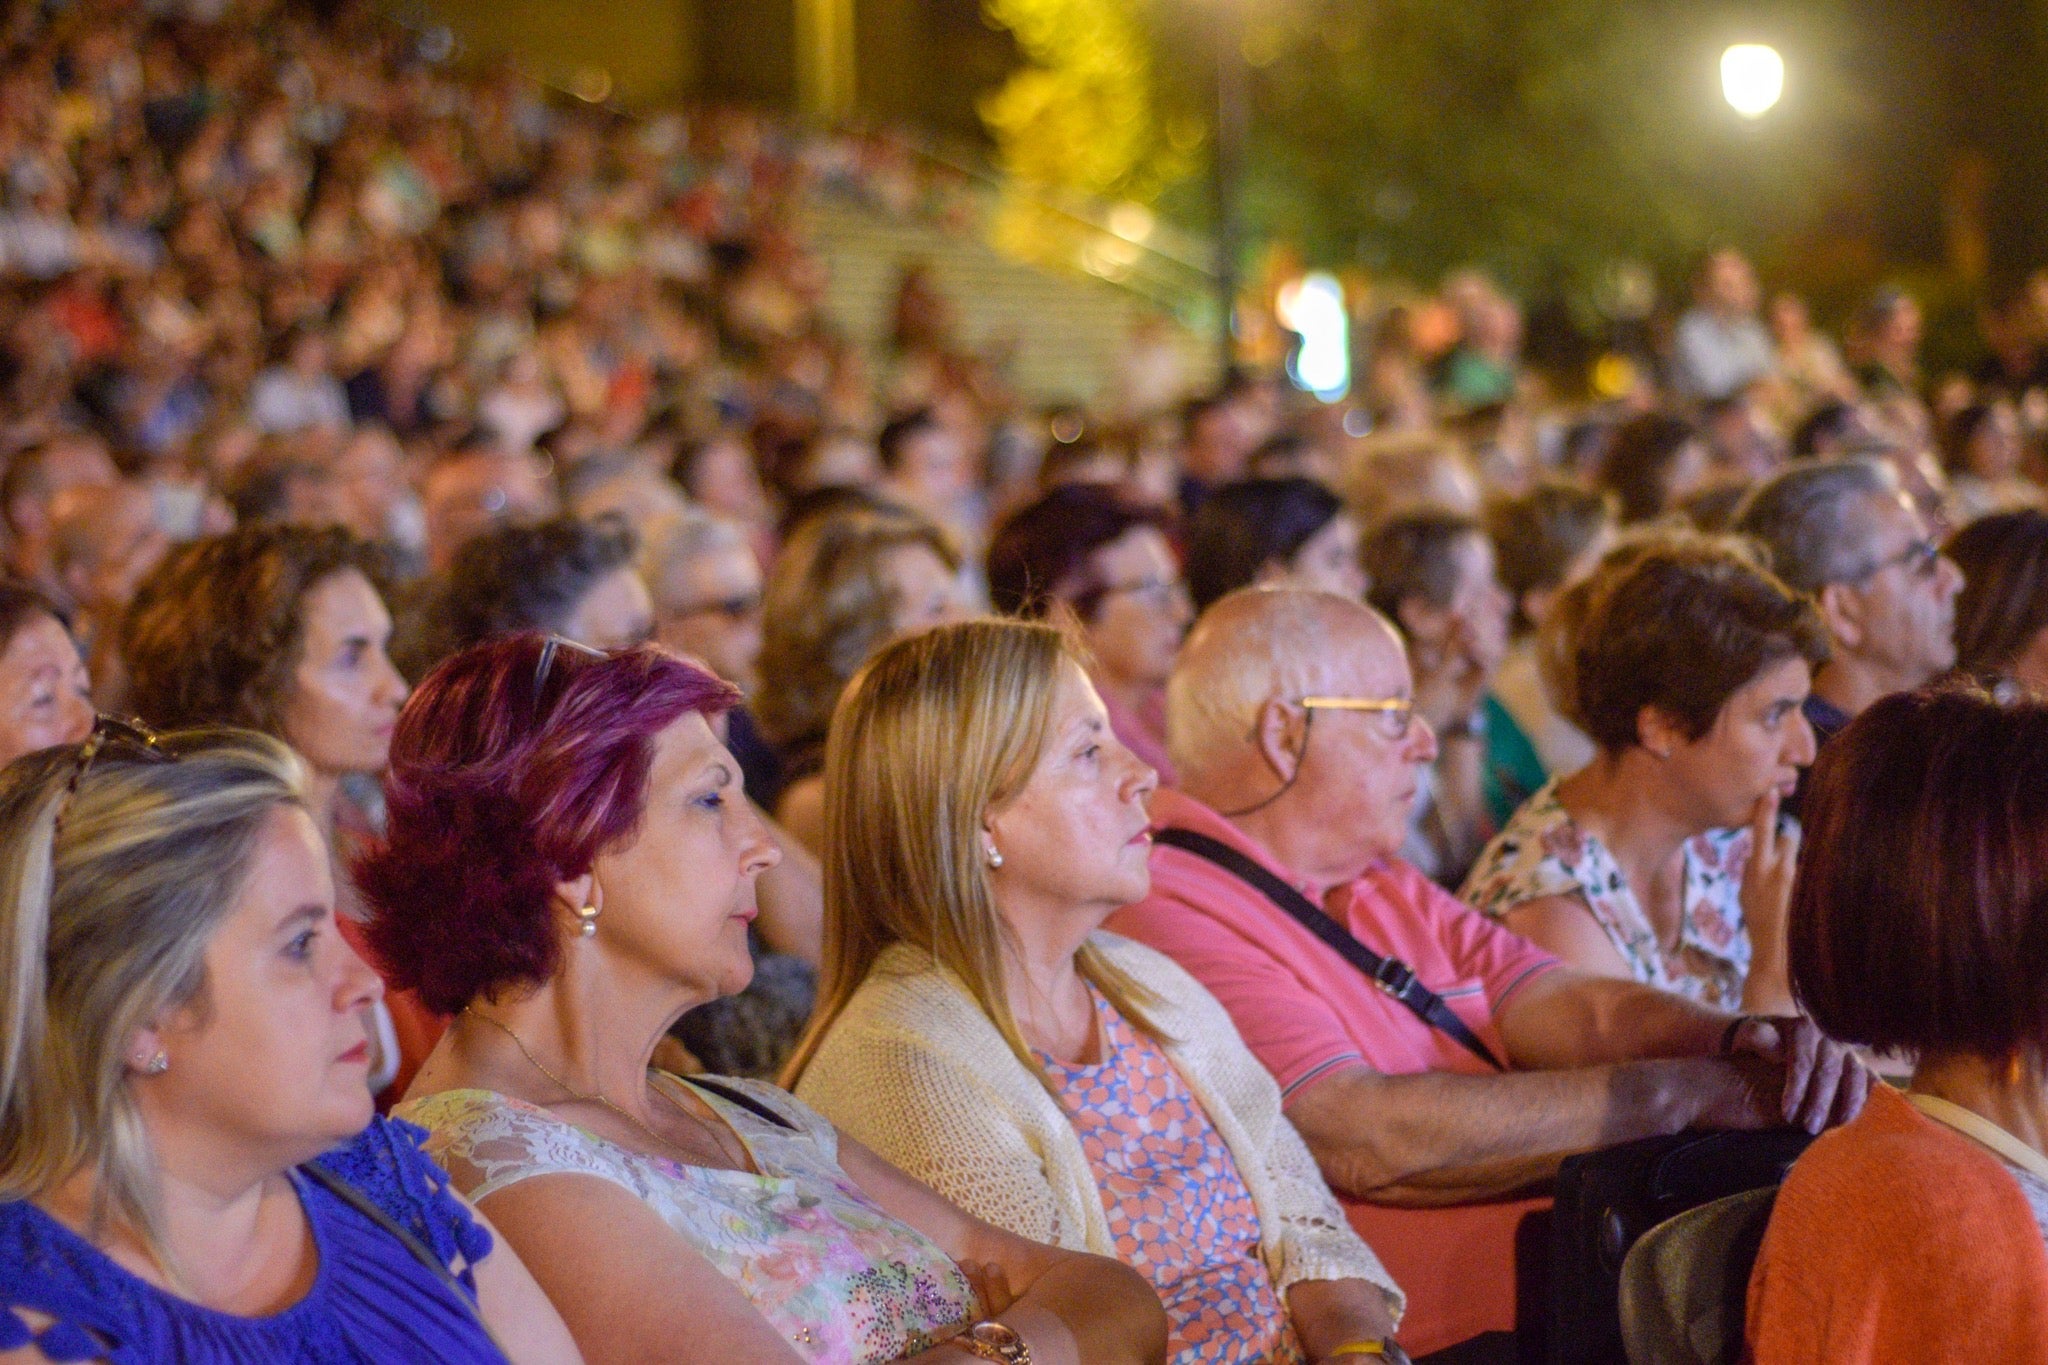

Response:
(1461, 779), (1754, 1009)
(1042, 987), (1304, 1365)
(399, 1076), (976, 1364)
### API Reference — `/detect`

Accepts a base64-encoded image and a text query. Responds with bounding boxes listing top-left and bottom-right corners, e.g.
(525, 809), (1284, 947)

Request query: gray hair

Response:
(1733, 457), (1902, 594)
(640, 506), (750, 608)
(1167, 587), (1389, 786)
(0, 728), (306, 1264)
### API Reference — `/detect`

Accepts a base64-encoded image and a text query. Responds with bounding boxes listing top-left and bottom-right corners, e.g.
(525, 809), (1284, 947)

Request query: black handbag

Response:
(1540, 1128), (1813, 1365)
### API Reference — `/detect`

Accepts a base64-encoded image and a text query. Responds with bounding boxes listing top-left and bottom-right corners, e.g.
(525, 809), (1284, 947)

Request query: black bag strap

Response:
(297, 1161), (511, 1360)
(1154, 826), (1505, 1071)
(679, 1074), (797, 1130)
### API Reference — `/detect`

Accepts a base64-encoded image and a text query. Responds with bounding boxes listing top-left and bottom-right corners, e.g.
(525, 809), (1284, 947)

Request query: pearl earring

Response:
(576, 904), (600, 937)
(986, 845), (1004, 869)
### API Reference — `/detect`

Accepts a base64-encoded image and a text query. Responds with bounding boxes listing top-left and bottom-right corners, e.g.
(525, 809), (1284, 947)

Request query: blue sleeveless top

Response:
(0, 1116), (506, 1364)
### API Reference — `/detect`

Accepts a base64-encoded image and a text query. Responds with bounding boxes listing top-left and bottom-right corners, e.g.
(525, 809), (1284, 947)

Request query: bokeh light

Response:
(1721, 44), (1784, 119)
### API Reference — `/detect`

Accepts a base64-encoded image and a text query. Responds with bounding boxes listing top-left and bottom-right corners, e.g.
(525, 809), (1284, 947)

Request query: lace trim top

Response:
(0, 1116), (501, 1364)
(1462, 778), (1753, 1009)
(398, 1074), (975, 1364)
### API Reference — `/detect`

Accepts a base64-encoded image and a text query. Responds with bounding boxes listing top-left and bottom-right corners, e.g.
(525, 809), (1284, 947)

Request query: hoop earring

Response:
(576, 904), (600, 938)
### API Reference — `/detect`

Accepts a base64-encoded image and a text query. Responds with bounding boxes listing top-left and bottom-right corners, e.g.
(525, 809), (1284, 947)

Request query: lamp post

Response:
(1212, 8), (1247, 378)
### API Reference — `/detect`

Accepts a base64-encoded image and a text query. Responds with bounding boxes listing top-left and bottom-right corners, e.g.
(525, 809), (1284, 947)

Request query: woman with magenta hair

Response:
(360, 634), (1166, 1365)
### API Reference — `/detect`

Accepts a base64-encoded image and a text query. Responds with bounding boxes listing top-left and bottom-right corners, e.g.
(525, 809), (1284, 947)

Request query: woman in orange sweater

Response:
(1747, 687), (2048, 1362)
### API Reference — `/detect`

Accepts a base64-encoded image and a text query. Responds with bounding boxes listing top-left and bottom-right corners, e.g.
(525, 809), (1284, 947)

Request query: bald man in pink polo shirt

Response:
(1106, 588), (1869, 1362)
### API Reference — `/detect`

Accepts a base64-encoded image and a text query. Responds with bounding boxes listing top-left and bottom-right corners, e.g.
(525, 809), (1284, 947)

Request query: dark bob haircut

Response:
(1184, 477), (1345, 611)
(122, 525), (388, 736)
(985, 483), (1172, 623)
(401, 515), (639, 680)
(1598, 412), (1699, 524)
(1561, 533), (1829, 753)
(1789, 687), (2048, 1055)
(355, 634), (739, 1014)
(1363, 510), (1484, 621)
(0, 579), (68, 654)
(1485, 481), (1617, 631)
(1947, 509), (2048, 686)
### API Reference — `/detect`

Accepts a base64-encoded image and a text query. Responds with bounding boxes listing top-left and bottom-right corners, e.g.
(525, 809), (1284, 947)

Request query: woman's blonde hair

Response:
(752, 503), (961, 755)
(0, 727), (307, 1262)
(784, 618), (1164, 1090)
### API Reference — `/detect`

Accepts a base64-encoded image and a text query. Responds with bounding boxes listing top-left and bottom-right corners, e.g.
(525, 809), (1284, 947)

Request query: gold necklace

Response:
(461, 1007), (732, 1167)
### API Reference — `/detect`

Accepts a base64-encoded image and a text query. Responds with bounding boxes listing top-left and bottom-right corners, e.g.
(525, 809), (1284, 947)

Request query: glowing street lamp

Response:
(1721, 44), (1784, 119)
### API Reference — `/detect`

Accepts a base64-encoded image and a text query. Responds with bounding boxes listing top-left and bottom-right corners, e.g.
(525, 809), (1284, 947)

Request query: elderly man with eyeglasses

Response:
(1106, 587), (1870, 1364)
(1734, 455), (1964, 784)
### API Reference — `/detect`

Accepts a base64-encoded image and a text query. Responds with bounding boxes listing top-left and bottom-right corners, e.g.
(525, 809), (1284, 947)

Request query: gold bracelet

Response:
(1329, 1343), (1388, 1358)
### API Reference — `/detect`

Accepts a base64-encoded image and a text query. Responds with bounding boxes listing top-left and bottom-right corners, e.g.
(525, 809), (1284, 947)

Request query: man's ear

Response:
(1253, 698), (1308, 784)
(1813, 582), (1865, 653)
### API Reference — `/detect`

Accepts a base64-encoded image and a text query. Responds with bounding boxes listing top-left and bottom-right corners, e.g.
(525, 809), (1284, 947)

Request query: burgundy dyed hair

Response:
(355, 633), (739, 1014)
(1789, 687), (2048, 1057)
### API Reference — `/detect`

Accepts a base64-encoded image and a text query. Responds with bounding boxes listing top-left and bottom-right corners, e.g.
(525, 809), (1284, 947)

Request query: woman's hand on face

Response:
(1738, 789), (1799, 967)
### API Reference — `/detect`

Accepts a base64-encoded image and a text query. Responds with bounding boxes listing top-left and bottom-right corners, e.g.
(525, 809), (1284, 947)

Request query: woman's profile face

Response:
(141, 806), (383, 1167)
(986, 663), (1159, 927)
(877, 542), (970, 641)
(1082, 526), (1191, 690)
(584, 711), (782, 1007)
(1666, 654), (1818, 830)
(1277, 512), (1367, 601)
(1432, 532), (1511, 677)
(1968, 402), (2023, 481)
(277, 569), (408, 782)
(564, 566), (655, 652)
(0, 614), (92, 769)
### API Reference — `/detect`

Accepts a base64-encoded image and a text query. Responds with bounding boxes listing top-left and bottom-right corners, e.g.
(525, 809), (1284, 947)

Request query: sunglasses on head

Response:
(53, 715), (174, 836)
(531, 634), (608, 725)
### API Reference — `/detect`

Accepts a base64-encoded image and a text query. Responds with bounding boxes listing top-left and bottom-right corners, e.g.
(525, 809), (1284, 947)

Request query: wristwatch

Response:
(949, 1321), (1031, 1363)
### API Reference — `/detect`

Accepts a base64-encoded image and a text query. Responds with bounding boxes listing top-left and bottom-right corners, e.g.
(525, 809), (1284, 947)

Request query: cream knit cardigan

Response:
(794, 932), (1403, 1313)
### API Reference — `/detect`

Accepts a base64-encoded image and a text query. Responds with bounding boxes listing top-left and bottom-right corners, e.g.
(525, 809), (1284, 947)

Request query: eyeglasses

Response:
(1301, 695), (1416, 739)
(1100, 575), (1191, 611)
(668, 592), (762, 623)
(531, 634), (607, 724)
(1856, 538), (1942, 583)
(54, 715), (173, 836)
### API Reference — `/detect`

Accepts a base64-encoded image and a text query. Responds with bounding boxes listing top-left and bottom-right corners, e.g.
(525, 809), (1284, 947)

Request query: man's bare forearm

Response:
(1286, 1058), (1738, 1204)
(1498, 968), (1732, 1070)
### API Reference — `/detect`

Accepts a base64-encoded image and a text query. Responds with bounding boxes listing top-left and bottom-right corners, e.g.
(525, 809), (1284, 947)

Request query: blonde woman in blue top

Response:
(0, 724), (576, 1364)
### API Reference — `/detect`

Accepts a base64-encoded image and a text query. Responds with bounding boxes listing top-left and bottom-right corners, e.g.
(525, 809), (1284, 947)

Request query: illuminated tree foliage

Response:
(1216, 0), (1864, 292)
(979, 0), (1193, 267)
(981, 0), (1186, 201)
(984, 0), (1866, 297)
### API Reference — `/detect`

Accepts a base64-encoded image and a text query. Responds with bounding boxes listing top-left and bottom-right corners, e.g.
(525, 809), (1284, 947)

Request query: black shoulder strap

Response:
(1154, 826), (1505, 1071)
(681, 1074), (798, 1130)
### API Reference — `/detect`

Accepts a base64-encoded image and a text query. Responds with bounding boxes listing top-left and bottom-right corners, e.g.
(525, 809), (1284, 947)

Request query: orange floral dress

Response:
(1041, 989), (1304, 1365)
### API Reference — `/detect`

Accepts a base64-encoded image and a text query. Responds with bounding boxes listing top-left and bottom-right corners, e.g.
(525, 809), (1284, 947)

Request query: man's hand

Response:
(1728, 1015), (1871, 1132)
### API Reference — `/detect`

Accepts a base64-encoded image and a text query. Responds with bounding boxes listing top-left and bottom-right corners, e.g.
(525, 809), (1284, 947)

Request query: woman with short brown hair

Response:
(1748, 688), (2048, 1360)
(1463, 533), (1827, 1013)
